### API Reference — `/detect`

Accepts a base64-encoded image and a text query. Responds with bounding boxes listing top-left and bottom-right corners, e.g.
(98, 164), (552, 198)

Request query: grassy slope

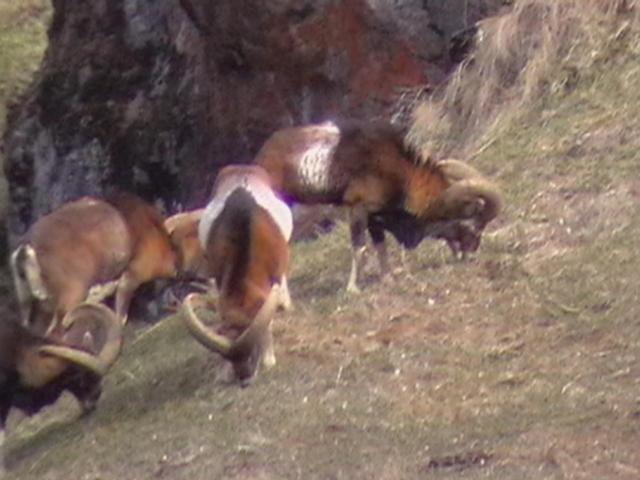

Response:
(3, 4), (640, 480)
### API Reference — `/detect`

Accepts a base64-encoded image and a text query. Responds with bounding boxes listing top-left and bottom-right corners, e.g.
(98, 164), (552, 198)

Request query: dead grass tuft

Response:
(409, 0), (640, 160)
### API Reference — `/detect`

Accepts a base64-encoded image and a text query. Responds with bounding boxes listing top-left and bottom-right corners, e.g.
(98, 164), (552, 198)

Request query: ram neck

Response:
(403, 165), (449, 217)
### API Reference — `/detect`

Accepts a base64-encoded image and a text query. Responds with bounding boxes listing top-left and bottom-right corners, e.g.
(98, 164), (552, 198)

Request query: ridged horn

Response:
(423, 177), (503, 226)
(181, 293), (231, 354)
(181, 285), (281, 359)
(164, 209), (204, 235)
(37, 303), (123, 377)
(10, 244), (49, 302)
(437, 159), (483, 183)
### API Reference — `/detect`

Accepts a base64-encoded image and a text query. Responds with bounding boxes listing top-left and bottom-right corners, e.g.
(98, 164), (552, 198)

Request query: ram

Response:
(11, 194), (181, 331)
(181, 165), (292, 383)
(253, 120), (502, 292)
(369, 158), (502, 259)
(105, 192), (182, 323)
(0, 302), (122, 474)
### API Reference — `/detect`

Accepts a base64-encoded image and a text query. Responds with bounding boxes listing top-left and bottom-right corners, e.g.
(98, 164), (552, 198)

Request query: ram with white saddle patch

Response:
(181, 165), (292, 384)
(254, 120), (502, 292)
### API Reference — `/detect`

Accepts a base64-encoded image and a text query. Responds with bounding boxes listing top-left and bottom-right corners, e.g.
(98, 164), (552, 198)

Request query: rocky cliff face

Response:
(3, 0), (503, 243)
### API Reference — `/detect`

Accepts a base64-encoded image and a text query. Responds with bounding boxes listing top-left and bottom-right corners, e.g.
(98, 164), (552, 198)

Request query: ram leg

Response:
(261, 324), (276, 369)
(367, 219), (391, 280)
(115, 272), (141, 324)
(446, 239), (465, 260)
(57, 283), (89, 330)
(346, 207), (368, 294)
(278, 276), (292, 311)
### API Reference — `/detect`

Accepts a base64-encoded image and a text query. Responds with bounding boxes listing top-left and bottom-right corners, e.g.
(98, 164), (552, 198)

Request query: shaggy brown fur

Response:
(254, 120), (502, 291)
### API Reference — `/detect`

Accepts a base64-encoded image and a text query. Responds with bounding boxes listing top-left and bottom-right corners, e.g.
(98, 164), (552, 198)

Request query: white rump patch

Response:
(296, 122), (340, 192)
(199, 174), (293, 249)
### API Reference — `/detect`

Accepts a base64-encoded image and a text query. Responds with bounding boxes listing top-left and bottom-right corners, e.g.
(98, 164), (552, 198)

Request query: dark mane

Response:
(333, 119), (434, 169)
(215, 188), (254, 296)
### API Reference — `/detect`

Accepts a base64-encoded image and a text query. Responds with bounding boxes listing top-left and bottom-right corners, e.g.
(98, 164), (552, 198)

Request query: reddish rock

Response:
(3, 0), (501, 243)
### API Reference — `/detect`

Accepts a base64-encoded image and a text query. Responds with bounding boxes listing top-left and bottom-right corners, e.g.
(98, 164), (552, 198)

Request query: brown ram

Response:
(11, 194), (181, 331)
(105, 192), (181, 322)
(181, 165), (292, 383)
(253, 120), (502, 292)
(0, 302), (122, 474)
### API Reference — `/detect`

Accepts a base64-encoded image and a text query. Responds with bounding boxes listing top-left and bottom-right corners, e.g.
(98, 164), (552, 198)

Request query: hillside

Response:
(2, 1), (640, 479)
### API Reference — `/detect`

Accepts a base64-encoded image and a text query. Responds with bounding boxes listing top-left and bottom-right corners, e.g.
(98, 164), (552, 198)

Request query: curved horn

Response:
(181, 293), (232, 355)
(181, 285), (281, 359)
(164, 209), (204, 235)
(437, 159), (483, 183)
(227, 285), (281, 360)
(37, 303), (123, 376)
(423, 177), (503, 226)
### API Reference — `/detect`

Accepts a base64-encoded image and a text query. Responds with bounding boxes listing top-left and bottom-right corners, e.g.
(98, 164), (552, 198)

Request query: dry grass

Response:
(409, 0), (640, 160)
